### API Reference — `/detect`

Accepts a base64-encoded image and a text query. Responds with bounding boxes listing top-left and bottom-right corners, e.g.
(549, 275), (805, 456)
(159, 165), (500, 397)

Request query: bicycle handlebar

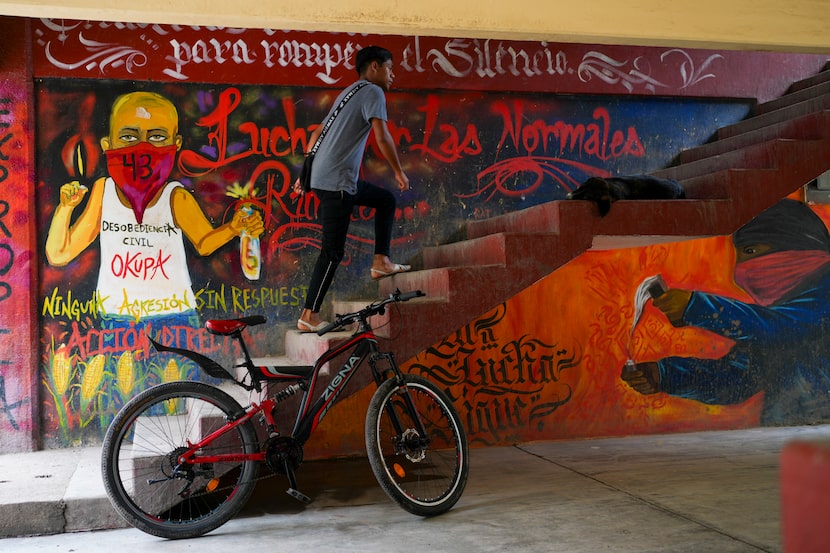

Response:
(317, 288), (426, 335)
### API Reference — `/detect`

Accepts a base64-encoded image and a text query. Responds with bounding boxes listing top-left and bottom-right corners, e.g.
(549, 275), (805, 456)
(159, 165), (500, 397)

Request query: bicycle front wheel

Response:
(101, 381), (259, 539)
(365, 375), (469, 516)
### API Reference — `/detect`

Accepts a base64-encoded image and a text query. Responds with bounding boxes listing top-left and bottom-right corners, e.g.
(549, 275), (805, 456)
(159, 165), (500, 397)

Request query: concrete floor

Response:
(2, 424), (829, 552)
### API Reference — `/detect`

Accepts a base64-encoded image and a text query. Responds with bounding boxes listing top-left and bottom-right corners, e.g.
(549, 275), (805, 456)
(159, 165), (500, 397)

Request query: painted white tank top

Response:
(97, 178), (193, 319)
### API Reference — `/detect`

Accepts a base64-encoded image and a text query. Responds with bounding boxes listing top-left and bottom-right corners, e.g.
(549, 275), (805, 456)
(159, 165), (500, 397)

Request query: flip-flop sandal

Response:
(370, 263), (411, 281)
(298, 318), (329, 333)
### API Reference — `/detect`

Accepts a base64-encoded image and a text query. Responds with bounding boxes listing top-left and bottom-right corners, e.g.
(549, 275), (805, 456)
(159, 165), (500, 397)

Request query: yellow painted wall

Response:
(0, 0), (829, 53)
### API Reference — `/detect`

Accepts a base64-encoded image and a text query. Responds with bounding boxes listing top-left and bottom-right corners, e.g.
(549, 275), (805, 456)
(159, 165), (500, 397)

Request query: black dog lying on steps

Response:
(567, 175), (685, 216)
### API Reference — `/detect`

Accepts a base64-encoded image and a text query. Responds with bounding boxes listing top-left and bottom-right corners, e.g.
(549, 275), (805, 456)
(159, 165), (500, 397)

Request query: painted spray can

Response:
(239, 205), (261, 281)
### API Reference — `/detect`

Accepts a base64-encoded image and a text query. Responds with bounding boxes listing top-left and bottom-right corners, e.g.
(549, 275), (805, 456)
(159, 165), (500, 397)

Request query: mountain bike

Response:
(101, 289), (469, 539)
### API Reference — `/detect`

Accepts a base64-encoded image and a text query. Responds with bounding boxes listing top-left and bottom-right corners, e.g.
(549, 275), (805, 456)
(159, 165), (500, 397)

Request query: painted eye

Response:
(744, 247), (757, 255)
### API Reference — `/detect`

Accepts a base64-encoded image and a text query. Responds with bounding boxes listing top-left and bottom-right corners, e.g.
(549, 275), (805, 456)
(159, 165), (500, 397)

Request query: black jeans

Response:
(303, 180), (396, 312)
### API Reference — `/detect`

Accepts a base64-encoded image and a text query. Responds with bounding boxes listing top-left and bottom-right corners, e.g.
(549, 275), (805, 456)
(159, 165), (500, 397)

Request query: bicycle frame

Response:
(150, 321), (414, 471)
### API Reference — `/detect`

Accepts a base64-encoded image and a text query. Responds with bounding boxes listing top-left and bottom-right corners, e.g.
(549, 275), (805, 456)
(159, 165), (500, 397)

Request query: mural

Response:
(0, 17), (818, 453)
(35, 77), (750, 446)
(403, 199), (830, 446)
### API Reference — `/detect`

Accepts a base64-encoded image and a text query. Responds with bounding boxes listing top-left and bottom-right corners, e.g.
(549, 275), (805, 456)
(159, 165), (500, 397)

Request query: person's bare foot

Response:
(298, 309), (325, 332)
(370, 254), (411, 280)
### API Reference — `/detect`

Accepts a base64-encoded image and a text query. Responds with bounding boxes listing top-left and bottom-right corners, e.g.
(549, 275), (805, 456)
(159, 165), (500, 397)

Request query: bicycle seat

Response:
(205, 315), (267, 335)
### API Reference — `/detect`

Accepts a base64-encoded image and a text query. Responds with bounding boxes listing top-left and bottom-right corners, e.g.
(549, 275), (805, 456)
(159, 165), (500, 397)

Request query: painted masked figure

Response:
(623, 199), (830, 424)
(45, 91), (263, 320)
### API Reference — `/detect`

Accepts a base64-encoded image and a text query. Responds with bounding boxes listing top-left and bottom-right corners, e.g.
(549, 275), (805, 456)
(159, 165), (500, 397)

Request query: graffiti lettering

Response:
(411, 95), (482, 163)
(415, 38), (570, 80)
(0, 374), (29, 431)
(192, 284), (307, 313)
(195, 285), (227, 311)
(411, 305), (580, 445)
(462, 395), (529, 443)
(0, 97), (13, 307)
(230, 285), (307, 312)
(260, 39), (358, 85)
(494, 101), (645, 160)
(0, 244), (11, 303)
(115, 289), (192, 320)
(161, 35), (359, 84)
(0, 93), (21, 433)
(42, 287), (107, 321)
(164, 38), (257, 81)
(122, 236), (153, 247)
(178, 90), (310, 176)
(0, 201), (8, 239)
(62, 320), (224, 360)
(102, 220), (178, 235)
(110, 250), (171, 280)
(0, 98), (11, 187)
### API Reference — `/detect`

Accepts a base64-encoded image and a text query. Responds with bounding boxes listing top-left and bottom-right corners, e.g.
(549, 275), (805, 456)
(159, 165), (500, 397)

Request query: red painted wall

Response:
(0, 17), (38, 451)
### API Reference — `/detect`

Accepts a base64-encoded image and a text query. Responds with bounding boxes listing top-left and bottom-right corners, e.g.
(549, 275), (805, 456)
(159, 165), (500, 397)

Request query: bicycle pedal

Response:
(286, 487), (312, 504)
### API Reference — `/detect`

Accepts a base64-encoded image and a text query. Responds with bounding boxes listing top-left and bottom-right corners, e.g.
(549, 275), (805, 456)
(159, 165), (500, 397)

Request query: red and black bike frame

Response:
(165, 326), (411, 468)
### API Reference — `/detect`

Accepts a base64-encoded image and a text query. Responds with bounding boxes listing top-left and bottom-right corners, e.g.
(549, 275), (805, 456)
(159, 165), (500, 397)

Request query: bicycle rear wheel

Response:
(101, 381), (259, 539)
(365, 374), (469, 516)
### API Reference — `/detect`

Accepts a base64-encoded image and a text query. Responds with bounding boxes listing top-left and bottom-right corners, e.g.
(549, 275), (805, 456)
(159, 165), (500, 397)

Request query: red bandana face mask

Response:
(734, 250), (830, 306)
(105, 142), (177, 224)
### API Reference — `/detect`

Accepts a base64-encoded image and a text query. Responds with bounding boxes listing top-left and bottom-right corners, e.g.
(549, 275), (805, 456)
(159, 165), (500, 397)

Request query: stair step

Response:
(284, 328), (355, 365)
(679, 110), (830, 164)
(465, 200), (595, 240)
(787, 67), (830, 94)
(362, 295), (447, 339)
(588, 198), (732, 249)
(754, 80), (830, 116)
(422, 232), (560, 269)
(374, 264), (503, 298)
(717, 94), (830, 140)
(654, 138), (824, 181)
(678, 169), (738, 199)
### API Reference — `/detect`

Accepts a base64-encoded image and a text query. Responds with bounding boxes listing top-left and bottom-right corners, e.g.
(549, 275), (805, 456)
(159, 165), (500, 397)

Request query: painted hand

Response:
(621, 361), (660, 394)
(230, 207), (264, 237)
(652, 288), (692, 327)
(58, 181), (88, 208)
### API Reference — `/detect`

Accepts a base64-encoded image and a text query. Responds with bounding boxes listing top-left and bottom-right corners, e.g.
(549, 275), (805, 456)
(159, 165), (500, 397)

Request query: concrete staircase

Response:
(284, 63), (830, 367)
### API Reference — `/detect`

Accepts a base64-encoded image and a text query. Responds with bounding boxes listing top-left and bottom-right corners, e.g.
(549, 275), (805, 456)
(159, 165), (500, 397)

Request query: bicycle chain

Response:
(167, 461), (283, 500)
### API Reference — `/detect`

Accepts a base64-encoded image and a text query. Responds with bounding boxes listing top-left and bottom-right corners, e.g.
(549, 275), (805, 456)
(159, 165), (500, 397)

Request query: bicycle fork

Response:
(371, 353), (431, 458)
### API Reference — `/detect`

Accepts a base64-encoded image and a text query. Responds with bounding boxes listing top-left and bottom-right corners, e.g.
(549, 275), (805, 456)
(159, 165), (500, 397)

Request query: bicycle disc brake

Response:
(397, 428), (427, 462)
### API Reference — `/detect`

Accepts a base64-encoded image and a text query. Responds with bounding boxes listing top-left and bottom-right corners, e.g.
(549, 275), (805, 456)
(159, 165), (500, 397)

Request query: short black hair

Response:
(355, 46), (393, 76)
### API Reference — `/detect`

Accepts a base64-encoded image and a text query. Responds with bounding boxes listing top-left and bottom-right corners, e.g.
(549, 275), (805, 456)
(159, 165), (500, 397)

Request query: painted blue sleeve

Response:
(657, 350), (758, 405)
(681, 280), (830, 345)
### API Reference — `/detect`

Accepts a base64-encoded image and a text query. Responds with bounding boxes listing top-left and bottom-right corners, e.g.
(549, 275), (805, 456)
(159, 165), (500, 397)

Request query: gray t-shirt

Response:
(310, 80), (387, 194)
